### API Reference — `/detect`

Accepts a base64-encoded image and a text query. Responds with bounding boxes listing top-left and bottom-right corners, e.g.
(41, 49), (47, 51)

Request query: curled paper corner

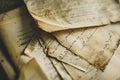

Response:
(24, 0), (120, 32)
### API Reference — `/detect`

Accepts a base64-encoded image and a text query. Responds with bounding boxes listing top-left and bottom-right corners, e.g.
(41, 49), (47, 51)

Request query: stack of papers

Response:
(0, 0), (120, 79)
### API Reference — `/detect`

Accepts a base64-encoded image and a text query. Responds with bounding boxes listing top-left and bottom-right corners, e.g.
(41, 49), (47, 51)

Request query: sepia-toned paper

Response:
(53, 26), (120, 70)
(25, 35), (73, 80)
(18, 58), (49, 80)
(24, 29), (120, 80)
(24, 0), (120, 32)
(105, 23), (120, 35)
(80, 45), (120, 80)
(61, 45), (120, 80)
(38, 30), (91, 72)
(24, 37), (61, 80)
(47, 39), (90, 72)
(62, 63), (98, 80)
(50, 58), (72, 80)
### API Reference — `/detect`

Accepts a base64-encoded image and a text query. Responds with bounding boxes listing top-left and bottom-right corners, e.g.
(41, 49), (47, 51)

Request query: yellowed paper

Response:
(63, 63), (85, 80)
(50, 58), (72, 80)
(24, 0), (120, 32)
(38, 30), (90, 72)
(24, 26), (120, 80)
(0, 7), (36, 69)
(80, 45), (120, 80)
(53, 27), (120, 70)
(24, 37), (61, 80)
(105, 23), (120, 35)
(62, 45), (120, 80)
(95, 45), (120, 80)
(62, 63), (98, 80)
(25, 35), (72, 80)
(18, 58), (49, 80)
(47, 40), (90, 72)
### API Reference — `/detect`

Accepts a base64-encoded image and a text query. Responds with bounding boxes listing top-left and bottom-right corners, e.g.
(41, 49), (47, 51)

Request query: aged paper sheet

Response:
(105, 23), (120, 35)
(62, 63), (99, 80)
(50, 58), (72, 80)
(61, 45), (120, 80)
(24, 0), (120, 32)
(18, 58), (49, 80)
(79, 45), (120, 80)
(24, 33), (96, 80)
(66, 45), (120, 80)
(53, 26), (120, 70)
(24, 39), (61, 80)
(24, 28), (120, 80)
(38, 30), (91, 72)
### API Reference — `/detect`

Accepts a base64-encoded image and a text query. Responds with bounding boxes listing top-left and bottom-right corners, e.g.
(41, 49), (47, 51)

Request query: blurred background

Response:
(0, 0), (24, 80)
(0, 0), (24, 14)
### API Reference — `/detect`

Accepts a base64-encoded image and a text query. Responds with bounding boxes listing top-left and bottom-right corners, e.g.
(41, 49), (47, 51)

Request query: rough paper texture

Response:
(24, 38), (61, 80)
(80, 45), (120, 80)
(24, 30), (120, 80)
(50, 58), (72, 80)
(53, 27), (120, 70)
(38, 30), (90, 72)
(62, 63), (97, 80)
(18, 58), (49, 80)
(62, 45), (120, 80)
(25, 0), (120, 32)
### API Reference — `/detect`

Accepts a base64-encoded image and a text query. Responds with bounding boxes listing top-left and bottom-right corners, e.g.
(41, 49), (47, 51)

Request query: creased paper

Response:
(24, 0), (120, 32)
(38, 30), (91, 72)
(53, 26), (120, 70)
